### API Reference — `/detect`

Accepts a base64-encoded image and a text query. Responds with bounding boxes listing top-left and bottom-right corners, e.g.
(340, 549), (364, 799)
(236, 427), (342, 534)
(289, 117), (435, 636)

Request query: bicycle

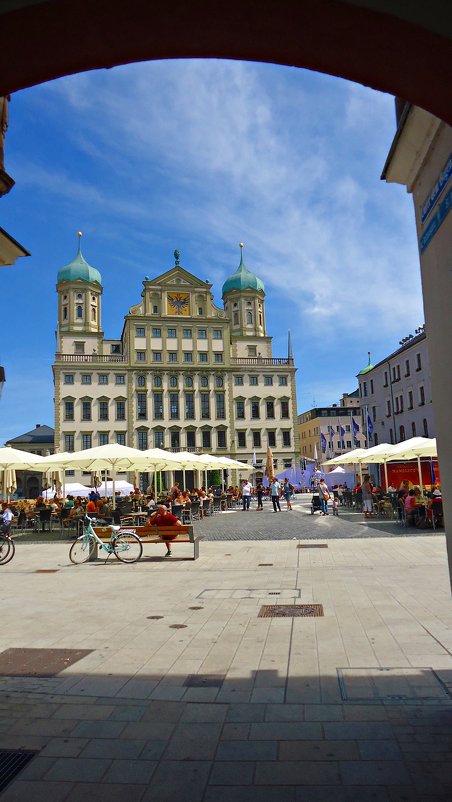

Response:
(0, 532), (15, 565)
(69, 514), (143, 564)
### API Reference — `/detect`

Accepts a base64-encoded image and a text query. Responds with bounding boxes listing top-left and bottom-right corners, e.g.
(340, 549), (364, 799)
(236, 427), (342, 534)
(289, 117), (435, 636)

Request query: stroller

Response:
(310, 493), (322, 514)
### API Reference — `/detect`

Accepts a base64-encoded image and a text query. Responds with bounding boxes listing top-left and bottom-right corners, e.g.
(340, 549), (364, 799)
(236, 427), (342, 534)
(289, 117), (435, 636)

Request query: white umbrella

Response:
(323, 448), (368, 467)
(0, 447), (45, 501)
(384, 437), (437, 494)
(355, 443), (395, 490)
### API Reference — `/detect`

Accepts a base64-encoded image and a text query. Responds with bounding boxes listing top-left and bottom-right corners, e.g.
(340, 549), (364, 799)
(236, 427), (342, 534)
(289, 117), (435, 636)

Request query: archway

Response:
(0, 1), (451, 125)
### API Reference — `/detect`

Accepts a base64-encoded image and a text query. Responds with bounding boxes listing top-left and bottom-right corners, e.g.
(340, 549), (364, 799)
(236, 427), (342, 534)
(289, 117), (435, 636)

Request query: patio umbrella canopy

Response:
(322, 448), (368, 467)
(0, 447), (45, 501)
(384, 437), (437, 494)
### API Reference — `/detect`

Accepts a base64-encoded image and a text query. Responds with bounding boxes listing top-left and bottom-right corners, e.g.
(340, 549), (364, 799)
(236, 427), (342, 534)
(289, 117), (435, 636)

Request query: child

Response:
(332, 496), (339, 516)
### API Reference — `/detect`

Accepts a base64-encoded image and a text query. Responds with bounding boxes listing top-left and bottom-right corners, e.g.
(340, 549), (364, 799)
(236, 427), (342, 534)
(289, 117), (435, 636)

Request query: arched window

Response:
(246, 311), (253, 325)
(233, 312), (239, 325)
(63, 306), (68, 320)
(91, 307), (96, 321)
(399, 424), (405, 441)
(76, 305), (83, 319)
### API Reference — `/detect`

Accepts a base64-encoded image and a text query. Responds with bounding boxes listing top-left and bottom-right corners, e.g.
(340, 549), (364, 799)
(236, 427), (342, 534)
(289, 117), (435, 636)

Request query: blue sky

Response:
(0, 59), (424, 446)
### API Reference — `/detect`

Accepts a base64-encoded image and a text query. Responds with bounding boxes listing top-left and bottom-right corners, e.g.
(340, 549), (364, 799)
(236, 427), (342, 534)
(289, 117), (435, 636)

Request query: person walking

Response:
(241, 479), (253, 511)
(362, 474), (374, 519)
(256, 482), (264, 511)
(270, 478), (282, 512)
(317, 478), (330, 515)
(282, 478), (293, 510)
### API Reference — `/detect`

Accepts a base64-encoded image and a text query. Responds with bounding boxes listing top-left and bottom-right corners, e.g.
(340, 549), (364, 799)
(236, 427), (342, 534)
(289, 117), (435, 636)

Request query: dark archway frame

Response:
(0, 0), (451, 126)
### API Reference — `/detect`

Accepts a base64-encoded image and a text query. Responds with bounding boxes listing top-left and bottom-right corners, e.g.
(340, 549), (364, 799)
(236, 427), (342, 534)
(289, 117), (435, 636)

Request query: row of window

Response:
(64, 394), (290, 422)
(360, 353), (423, 397)
(63, 373), (289, 387)
(136, 327), (223, 339)
(367, 385), (426, 421)
(300, 423), (359, 439)
(135, 351), (225, 363)
(63, 429), (228, 452)
(386, 419), (429, 444)
(237, 430), (291, 448)
(236, 399), (289, 420)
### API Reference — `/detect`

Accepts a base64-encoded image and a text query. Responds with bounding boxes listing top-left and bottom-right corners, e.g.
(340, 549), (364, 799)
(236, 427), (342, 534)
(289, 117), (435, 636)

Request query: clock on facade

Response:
(167, 292), (190, 315)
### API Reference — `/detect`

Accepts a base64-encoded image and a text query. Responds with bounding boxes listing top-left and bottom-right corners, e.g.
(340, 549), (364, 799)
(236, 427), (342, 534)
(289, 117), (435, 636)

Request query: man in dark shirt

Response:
(146, 504), (182, 557)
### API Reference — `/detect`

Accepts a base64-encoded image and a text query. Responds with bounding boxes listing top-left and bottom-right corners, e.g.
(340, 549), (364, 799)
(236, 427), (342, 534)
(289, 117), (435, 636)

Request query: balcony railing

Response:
(231, 357), (293, 366)
(55, 353), (126, 363)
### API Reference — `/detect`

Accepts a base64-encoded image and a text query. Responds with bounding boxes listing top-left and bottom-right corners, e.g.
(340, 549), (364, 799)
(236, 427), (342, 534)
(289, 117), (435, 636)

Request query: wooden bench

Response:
(93, 524), (199, 560)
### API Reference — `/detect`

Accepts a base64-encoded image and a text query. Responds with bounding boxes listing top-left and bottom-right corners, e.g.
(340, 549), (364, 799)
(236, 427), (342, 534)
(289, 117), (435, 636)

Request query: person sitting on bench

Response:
(146, 504), (182, 557)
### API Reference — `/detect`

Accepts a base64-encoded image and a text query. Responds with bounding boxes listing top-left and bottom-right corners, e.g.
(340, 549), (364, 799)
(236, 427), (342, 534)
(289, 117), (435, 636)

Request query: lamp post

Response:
(0, 365), (5, 399)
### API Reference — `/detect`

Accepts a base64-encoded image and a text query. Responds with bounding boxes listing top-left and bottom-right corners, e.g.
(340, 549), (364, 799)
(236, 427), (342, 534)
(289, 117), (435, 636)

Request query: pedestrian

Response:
(332, 495), (339, 516)
(282, 478), (293, 510)
(256, 482), (264, 511)
(317, 479), (330, 515)
(0, 504), (14, 536)
(362, 474), (374, 518)
(241, 479), (253, 511)
(270, 478), (281, 512)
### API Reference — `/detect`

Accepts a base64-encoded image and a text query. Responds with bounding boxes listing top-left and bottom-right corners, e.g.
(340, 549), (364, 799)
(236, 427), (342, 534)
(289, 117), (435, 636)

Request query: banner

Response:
(320, 432), (327, 453)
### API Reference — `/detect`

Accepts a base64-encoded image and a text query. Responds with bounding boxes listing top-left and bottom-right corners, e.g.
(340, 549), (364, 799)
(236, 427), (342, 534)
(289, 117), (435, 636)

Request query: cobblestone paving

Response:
(198, 495), (440, 540)
(0, 513), (450, 801)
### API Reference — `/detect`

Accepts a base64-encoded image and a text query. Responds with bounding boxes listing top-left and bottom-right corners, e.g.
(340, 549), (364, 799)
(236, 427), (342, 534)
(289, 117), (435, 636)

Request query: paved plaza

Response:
(0, 495), (451, 800)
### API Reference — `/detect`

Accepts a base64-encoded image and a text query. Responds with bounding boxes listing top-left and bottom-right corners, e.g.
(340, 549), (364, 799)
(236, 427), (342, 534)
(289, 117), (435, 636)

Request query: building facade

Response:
(297, 392), (366, 462)
(52, 242), (298, 484)
(357, 327), (434, 447)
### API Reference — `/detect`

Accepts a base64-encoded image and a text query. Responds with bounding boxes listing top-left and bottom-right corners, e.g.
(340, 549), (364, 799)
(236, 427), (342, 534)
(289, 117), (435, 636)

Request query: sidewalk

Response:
(0, 500), (451, 800)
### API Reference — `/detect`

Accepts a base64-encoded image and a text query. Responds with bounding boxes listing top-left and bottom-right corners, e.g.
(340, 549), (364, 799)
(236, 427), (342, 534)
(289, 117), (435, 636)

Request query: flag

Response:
(430, 461), (436, 485)
(252, 451), (257, 466)
(352, 417), (359, 437)
(367, 413), (374, 437)
(340, 425), (345, 448)
(328, 425), (335, 439)
(314, 443), (318, 463)
(320, 432), (327, 453)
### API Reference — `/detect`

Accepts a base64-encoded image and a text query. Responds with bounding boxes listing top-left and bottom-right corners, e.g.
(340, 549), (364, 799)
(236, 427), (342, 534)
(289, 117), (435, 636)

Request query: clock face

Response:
(167, 292), (190, 316)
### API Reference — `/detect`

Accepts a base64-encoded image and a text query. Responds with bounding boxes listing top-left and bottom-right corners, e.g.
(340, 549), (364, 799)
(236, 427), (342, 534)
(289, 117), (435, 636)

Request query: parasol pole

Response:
(417, 454), (423, 495)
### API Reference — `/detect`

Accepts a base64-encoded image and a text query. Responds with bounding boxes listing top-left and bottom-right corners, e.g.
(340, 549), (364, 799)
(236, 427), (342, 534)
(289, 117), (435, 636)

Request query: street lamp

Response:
(0, 365), (5, 399)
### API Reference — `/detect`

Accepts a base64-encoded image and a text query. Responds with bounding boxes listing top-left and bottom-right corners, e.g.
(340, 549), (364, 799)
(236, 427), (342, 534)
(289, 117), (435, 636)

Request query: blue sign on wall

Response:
(420, 153), (452, 224)
(420, 185), (452, 253)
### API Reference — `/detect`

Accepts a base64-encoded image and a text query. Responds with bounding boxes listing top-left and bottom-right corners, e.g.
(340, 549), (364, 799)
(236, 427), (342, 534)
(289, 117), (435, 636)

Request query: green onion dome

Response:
(57, 236), (101, 285)
(222, 247), (265, 295)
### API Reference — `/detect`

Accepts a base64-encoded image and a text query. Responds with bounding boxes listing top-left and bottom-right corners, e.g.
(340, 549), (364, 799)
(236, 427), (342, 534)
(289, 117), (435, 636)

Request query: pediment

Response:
(146, 266), (212, 290)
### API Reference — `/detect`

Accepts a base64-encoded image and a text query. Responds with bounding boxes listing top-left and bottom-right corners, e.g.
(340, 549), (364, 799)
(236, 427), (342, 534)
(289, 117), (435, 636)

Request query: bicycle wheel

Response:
(113, 532), (143, 563)
(69, 535), (96, 564)
(0, 536), (15, 565)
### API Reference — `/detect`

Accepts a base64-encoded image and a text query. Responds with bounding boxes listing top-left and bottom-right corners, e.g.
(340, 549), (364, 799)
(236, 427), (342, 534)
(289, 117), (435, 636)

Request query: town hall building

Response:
(52, 239), (298, 484)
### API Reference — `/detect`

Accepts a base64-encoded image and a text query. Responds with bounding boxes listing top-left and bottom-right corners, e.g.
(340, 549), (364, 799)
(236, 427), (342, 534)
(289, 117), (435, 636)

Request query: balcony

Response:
(231, 357), (293, 366)
(55, 353), (126, 363)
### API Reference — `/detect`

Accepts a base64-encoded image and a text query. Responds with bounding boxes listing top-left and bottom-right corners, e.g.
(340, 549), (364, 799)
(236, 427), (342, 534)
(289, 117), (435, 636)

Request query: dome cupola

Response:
(57, 232), (102, 285)
(222, 244), (264, 296)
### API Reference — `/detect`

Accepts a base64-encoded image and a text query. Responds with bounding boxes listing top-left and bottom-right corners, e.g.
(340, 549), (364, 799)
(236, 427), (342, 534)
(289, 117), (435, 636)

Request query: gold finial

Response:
(78, 231), (83, 238)
(239, 242), (244, 249)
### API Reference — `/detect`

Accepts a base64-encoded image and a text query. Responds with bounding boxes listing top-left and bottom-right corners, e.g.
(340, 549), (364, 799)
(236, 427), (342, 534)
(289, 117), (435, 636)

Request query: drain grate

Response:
(259, 604), (324, 618)
(189, 606), (204, 610)
(297, 544), (328, 549)
(147, 616), (163, 620)
(184, 673), (225, 688)
(0, 750), (36, 792)
(258, 563), (273, 566)
(169, 624), (187, 629)
(34, 569), (59, 573)
(0, 648), (92, 677)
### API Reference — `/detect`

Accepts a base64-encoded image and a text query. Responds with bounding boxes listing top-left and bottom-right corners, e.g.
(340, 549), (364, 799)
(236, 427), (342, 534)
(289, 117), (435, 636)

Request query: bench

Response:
(93, 524), (199, 560)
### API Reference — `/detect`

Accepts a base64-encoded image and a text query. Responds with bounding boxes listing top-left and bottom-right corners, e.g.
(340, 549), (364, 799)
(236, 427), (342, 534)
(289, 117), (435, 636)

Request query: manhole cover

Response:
(0, 649), (92, 677)
(297, 544), (328, 549)
(34, 569), (60, 573)
(184, 673), (225, 687)
(147, 616), (163, 620)
(0, 750), (37, 793)
(337, 667), (451, 702)
(259, 604), (324, 618)
(268, 592), (280, 595)
(169, 624), (187, 629)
